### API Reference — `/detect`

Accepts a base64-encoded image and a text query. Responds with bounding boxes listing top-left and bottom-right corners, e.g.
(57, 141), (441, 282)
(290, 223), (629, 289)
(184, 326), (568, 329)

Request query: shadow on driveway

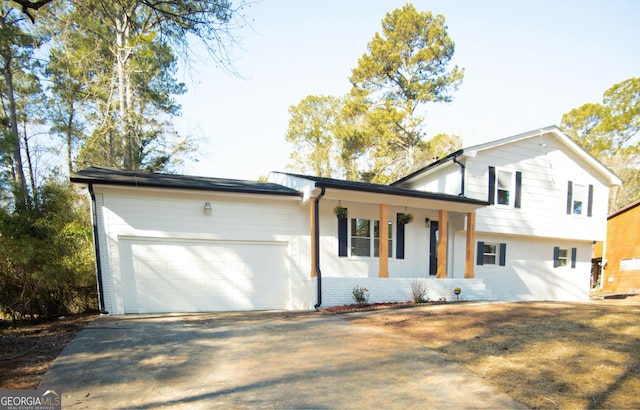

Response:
(40, 310), (525, 409)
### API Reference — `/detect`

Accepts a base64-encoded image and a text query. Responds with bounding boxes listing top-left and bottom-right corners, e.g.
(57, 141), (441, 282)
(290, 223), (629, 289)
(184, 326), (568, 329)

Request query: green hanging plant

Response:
(334, 205), (348, 219)
(398, 212), (414, 224)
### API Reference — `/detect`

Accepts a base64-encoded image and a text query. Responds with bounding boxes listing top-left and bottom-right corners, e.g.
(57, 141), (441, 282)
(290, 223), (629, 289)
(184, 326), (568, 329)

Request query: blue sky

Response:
(174, 0), (640, 180)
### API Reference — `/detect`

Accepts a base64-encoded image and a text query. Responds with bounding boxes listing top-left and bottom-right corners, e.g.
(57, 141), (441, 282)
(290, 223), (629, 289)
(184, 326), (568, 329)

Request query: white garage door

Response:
(119, 239), (290, 313)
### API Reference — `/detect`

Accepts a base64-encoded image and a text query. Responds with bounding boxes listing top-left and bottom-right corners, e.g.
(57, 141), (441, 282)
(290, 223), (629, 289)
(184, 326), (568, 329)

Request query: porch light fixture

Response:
(425, 218), (430, 228)
(204, 201), (212, 215)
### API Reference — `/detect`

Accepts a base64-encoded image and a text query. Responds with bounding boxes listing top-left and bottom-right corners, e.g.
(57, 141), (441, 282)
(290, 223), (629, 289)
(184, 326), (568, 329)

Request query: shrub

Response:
(352, 285), (369, 306)
(410, 279), (429, 303)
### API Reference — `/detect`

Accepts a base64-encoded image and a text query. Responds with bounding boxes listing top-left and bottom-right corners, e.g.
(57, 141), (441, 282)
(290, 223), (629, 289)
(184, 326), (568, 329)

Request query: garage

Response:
(119, 238), (290, 313)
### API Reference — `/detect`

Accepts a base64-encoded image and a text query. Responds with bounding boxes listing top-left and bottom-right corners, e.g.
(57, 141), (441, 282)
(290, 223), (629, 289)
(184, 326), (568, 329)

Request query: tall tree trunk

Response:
(22, 123), (37, 205)
(1, 51), (29, 205)
(115, 10), (132, 169)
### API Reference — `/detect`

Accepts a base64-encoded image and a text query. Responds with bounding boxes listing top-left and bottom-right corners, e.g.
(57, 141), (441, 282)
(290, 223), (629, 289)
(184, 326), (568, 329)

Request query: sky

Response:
(173, 0), (640, 181)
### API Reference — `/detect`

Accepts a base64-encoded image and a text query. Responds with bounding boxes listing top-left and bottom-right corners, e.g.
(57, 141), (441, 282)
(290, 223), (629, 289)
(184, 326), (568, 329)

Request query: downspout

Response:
(313, 187), (326, 310)
(452, 153), (465, 196)
(88, 184), (108, 314)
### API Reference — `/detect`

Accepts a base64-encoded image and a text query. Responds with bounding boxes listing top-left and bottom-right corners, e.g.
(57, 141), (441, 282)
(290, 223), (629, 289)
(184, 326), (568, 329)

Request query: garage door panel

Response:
(120, 239), (289, 313)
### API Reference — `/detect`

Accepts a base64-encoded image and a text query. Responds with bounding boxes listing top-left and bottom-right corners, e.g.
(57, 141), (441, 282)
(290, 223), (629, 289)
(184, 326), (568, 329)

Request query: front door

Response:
(429, 221), (438, 276)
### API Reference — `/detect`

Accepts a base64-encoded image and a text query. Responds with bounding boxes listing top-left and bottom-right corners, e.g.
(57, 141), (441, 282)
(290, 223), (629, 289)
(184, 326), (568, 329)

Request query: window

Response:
(620, 258), (640, 271)
(483, 243), (498, 264)
(567, 181), (593, 217)
(350, 218), (393, 257)
(497, 170), (512, 206)
(557, 248), (569, 267)
(351, 219), (371, 257)
(476, 242), (507, 266)
(488, 167), (522, 208)
(553, 246), (577, 268)
(374, 220), (393, 258)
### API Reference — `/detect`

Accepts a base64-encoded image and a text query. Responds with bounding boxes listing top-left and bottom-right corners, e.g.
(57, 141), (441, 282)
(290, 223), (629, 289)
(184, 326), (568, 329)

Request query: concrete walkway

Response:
(40, 310), (525, 409)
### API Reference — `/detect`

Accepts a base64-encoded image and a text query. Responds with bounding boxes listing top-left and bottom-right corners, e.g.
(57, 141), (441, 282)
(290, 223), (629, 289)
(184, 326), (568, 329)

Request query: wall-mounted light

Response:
(425, 218), (430, 228)
(204, 201), (212, 216)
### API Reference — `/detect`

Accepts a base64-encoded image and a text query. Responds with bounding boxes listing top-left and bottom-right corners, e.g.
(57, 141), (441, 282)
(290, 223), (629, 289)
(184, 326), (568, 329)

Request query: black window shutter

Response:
(587, 185), (594, 217)
(499, 243), (507, 266)
(338, 215), (348, 257)
(488, 166), (496, 205)
(571, 248), (577, 269)
(553, 246), (560, 268)
(396, 214), (405, 259)
(566, 181), (573, 214)
(476, 241), (484, 265)
(515, 171), (522, 208)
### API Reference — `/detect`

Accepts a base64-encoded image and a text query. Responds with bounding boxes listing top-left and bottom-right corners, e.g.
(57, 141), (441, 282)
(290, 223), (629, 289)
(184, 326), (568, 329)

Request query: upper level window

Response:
(567, 181), (593, 217)
(572, 183), (586, 215)
(488, 166), (522, 208)
(497, 170), (513, 206)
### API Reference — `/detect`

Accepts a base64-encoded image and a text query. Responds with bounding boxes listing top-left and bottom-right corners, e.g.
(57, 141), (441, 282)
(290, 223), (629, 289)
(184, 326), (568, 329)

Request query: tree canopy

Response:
(0, 0), (251, 320)
(560, 77), (640, 212)
(285, 4), (463, 183)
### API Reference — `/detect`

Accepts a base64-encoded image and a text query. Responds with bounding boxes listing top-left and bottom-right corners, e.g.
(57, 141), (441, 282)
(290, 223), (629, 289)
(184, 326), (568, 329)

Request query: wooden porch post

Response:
(379, 204), (389, 278)
(437, 210), (448, 278)
(309, 197), (317, 277)
(465, 212), (476, 278)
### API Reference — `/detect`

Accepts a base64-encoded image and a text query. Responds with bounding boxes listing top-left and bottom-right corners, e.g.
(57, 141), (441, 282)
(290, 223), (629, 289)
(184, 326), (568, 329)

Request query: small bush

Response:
(410, 279), (429, 303)
(352, 285), (369, 306)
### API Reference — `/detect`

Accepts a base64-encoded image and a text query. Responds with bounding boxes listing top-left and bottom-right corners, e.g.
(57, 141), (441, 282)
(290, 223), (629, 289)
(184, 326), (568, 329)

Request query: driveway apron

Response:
(40, 311), (525, 409)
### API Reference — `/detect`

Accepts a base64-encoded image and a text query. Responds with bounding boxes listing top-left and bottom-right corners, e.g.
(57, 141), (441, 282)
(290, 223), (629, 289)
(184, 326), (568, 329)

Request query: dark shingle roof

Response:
(281, 172), (488, 205)
(71, 166), (301, 197)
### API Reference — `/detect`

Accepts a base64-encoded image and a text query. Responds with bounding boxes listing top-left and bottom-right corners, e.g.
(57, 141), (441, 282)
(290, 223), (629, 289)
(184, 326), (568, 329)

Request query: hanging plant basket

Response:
(334, 205), (348, 219)
(398, 213), (414, 224)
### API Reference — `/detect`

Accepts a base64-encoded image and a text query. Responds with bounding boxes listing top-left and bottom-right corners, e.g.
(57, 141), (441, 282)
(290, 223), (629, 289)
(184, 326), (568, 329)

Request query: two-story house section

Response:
(392, 126), (622, 301)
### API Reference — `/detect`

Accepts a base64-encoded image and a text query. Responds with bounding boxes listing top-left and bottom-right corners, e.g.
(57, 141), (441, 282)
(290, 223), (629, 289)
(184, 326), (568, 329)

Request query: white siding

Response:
(453, 233), (592, 301)
(93, 186), (311, 314)
(406, 162), (462, 195)
(315, 199), (437, 280)
(463, 136), (609, 240)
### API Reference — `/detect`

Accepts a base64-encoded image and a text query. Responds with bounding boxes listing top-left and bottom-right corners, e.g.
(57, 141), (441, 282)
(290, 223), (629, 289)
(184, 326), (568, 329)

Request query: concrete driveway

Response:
(40, 310), (525, 409)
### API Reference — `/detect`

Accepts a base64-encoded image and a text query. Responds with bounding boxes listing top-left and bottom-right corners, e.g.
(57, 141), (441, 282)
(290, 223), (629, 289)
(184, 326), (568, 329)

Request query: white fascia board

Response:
(460, 126), (622, 186)
(268, 171), (314, 203)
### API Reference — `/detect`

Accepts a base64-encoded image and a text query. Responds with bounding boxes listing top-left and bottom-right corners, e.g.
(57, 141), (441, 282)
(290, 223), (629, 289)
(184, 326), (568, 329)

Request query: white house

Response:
(391, 125), (622, 301)
(71, 126), (621, 315)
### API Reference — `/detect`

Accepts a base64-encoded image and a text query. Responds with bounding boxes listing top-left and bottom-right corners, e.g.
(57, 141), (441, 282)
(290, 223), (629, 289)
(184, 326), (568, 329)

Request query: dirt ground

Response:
(0, 314), (97, 390)
(1, 298), (638, 409)
(349, 296), (640, 409)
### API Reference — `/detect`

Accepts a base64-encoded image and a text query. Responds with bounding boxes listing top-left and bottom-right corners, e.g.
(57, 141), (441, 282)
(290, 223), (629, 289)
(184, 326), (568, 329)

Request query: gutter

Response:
(313, 187), (326, 310)
(452, 153), (465, 196)
(88, 184), (108, 314)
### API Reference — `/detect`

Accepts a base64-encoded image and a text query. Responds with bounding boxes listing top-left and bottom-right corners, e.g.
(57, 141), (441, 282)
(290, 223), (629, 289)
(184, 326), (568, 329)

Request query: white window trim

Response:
(494, 168), (516, 208)
(571, 183), (588, 217)
(350, 218), (393, 258)
(483, 243), (498, 265)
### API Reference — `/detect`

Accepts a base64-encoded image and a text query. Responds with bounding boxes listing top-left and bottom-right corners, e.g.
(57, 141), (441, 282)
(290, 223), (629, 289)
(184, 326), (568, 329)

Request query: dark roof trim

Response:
(283, 172), (488, 206)
(608, 198), (640, 220)
(390, 150), (464, 186)
(71, 166), (302, 197)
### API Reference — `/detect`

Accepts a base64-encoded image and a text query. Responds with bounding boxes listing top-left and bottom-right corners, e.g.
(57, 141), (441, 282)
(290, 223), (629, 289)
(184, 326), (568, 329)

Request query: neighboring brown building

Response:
(594, 199), (640, 293)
